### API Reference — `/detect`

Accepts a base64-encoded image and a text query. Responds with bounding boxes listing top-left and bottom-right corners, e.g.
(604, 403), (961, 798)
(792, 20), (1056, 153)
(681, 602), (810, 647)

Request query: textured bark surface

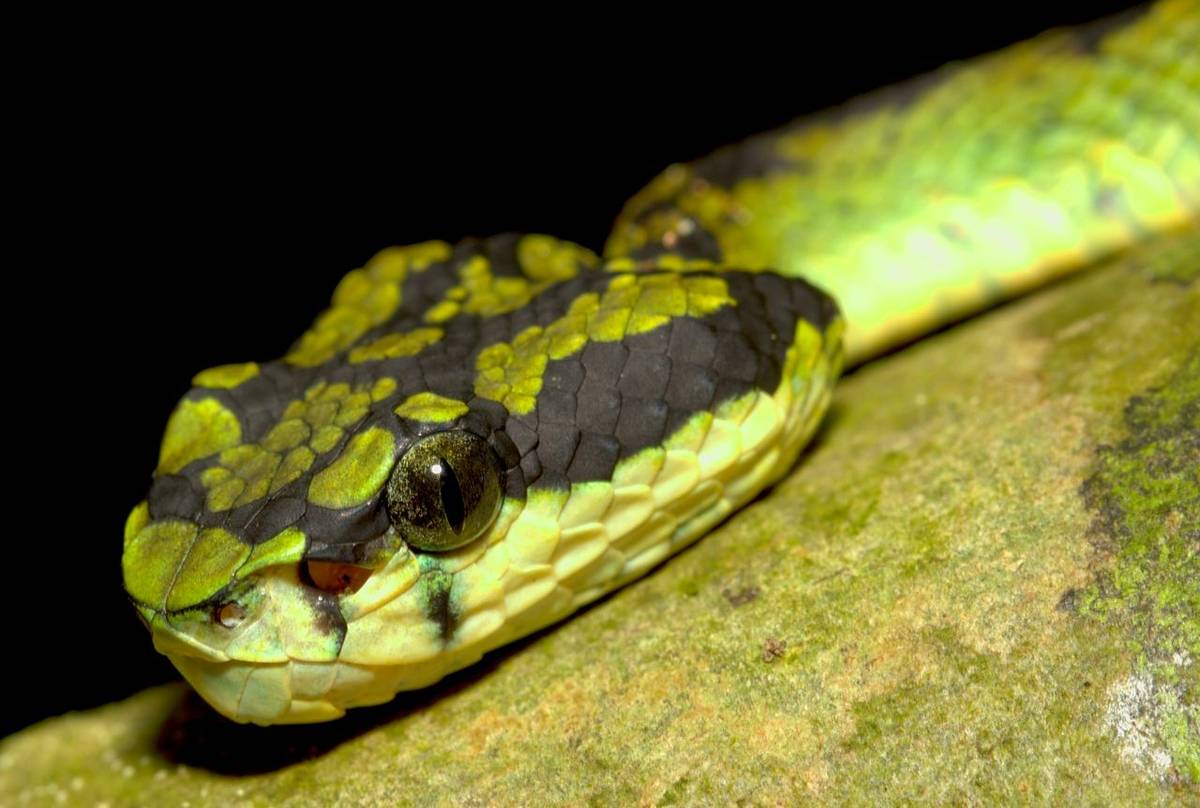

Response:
(3, 231), (1197, 806)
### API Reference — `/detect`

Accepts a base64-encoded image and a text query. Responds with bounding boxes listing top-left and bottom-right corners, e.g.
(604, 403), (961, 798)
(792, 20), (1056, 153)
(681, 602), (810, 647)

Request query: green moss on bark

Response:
(1074, 350), (1200, 783)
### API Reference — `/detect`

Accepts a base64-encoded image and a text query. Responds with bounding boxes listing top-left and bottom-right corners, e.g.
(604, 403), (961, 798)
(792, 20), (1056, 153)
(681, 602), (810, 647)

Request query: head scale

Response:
(123, 233), (842, 723)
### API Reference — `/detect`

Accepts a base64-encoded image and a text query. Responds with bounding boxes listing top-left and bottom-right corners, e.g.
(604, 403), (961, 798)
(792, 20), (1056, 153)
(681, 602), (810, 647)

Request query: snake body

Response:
(123, 2), (1199, 725)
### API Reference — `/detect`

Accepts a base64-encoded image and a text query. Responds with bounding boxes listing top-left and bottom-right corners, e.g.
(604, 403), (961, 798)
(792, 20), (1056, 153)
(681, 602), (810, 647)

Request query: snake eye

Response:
(386, 430), (502, 552)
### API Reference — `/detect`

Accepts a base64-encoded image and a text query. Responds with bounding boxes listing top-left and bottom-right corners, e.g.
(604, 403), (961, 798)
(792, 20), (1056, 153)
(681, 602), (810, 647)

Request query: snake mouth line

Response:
(168, 654), (343, 725)
(151, 621), (230, 664)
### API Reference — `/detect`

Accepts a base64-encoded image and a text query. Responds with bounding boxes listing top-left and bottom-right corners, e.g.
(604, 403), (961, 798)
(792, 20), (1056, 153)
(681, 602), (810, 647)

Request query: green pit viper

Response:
(123, 1), (1200, 725)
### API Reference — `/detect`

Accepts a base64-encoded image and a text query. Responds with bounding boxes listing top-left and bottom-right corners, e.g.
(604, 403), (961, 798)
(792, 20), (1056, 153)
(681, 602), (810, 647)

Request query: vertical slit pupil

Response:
(437, 456), (466, 534)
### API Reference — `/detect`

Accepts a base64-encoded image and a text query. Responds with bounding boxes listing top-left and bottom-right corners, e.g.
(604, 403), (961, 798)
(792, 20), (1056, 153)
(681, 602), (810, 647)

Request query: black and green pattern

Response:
(122, 1), (1199, 725)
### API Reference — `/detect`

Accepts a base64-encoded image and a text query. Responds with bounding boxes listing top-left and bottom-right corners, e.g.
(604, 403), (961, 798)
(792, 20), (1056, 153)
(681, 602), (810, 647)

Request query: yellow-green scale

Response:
(606, 0), (1200, 364)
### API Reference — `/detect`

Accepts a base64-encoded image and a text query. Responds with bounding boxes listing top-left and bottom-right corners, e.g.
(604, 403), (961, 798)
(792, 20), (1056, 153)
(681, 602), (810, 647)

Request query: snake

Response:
(122, 1), (1199, 725)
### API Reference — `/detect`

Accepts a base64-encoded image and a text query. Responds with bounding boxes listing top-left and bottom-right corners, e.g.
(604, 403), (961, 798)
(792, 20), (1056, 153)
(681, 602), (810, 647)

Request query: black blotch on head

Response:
(664, 364), (718, 413)
(304, 588), (347, 655)
(625, 320), (671, 354)
(754, 354), (783, 392)
(478, 232), (525, 278)
(525, 270), (838, 483)
(618, 350), (671, 401)
(504, 415), (539, 457)
(243, 497), (306, 545)
(712, 332), (760, 383)
(714, 378), (754, 410)
(519, 451), (543, 487)
(536, 426), (582, 474)
(148, 475), (204, 521)
(421, 569), (457, 643)
(543, 358), (585, 394)
(667, 317), (718, 366)
(420, 363), (472, 398)
(566, 433), (620, 483)
(535, 470), (569, 491)
(488, 428), (522, 471)
(537, 390), (577, 426)
(615, 398), (669, 458)
(579, 341), (629, 387)
(574, 377), (621, 435)
(465, 397), (509, 431)
(664, 407), (696, 438)
(303, 500), (392, 561)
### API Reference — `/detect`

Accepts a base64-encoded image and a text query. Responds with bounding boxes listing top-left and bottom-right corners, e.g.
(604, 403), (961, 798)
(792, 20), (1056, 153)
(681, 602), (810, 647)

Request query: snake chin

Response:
(166, 651), (486, 725)
(167, 655), (347, 724)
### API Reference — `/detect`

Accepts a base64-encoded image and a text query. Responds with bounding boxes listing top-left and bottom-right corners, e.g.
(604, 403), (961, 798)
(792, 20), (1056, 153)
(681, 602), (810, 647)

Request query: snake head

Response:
(122, 234), (843, 724)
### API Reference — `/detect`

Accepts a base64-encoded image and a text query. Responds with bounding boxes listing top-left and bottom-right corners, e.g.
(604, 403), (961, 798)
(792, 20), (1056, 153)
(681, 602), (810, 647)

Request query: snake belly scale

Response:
(123, 1), (1199, 724)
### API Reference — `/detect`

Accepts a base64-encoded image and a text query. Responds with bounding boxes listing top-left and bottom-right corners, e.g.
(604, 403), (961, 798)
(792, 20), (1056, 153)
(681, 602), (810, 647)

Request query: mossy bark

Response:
(3, 231), (1197, 806)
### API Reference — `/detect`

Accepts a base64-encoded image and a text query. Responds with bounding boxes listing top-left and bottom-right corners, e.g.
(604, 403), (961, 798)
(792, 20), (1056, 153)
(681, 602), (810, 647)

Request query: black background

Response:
(10, 4), (1143, 738)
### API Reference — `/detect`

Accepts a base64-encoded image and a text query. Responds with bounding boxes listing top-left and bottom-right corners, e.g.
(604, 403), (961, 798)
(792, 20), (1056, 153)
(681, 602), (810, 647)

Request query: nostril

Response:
(216, 602), (246, 628)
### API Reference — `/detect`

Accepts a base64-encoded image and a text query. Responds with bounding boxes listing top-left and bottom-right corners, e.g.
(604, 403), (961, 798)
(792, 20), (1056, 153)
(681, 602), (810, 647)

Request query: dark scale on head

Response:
(147, 474), (204, 522)
(145, 235), (838, 570)
(307, 588), (349, 650)
(243, 497), (307, 544)
(475, 232), (531, 278)
(521, 268), (838, 484)
(566, 433), (622, 484)
(575, 375), (621, 435)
